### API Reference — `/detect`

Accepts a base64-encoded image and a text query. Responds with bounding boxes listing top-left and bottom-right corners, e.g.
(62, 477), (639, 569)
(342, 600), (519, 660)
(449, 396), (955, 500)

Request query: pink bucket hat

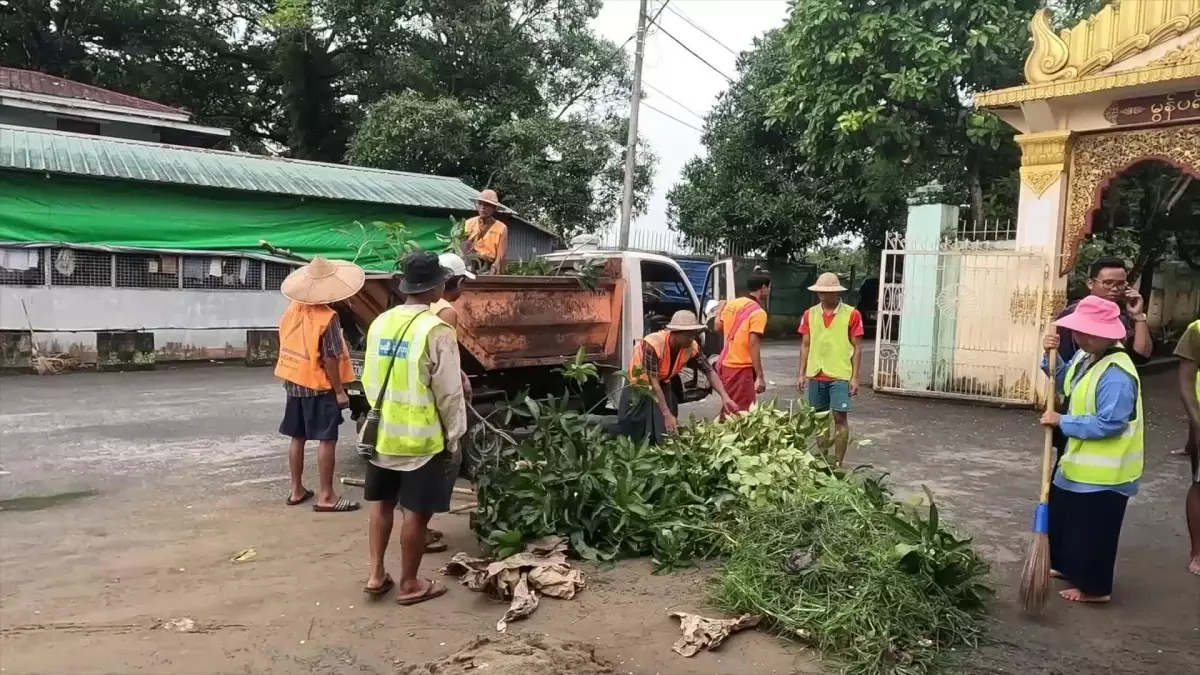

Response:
(1054, 295), (1126, 340)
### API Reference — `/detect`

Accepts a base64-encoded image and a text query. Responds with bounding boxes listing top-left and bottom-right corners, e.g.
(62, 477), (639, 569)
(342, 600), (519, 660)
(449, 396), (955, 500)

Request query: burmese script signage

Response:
(1104, 90), (1200, 126)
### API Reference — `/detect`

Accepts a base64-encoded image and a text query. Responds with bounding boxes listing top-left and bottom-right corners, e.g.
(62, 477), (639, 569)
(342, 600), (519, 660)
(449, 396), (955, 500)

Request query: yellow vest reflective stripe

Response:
(1060, 349), (1144, 486)
(362, 307), (446, 457)
(805, 304), (854, 380)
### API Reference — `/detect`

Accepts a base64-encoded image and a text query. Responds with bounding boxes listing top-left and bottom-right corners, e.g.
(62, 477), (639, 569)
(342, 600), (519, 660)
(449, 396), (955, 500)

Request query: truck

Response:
(334, 248), (738, 422)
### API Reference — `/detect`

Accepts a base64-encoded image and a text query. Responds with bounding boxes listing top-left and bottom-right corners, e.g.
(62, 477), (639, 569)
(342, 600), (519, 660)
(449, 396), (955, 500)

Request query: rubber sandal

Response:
(396, 579), (448, 606)
(286, 489), (314, 506)
(313, 497), (360, 513)
(364, 574), (394, 597)
(425, 539), (448, 553)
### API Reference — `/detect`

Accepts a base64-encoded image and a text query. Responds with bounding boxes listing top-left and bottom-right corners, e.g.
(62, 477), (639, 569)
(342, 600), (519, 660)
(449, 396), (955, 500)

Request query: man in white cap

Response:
(462, 189), (508, 275)
(275, 256), (365, 513)
(432, 252), (475, 330)
(797, 271), (864, 467)
(618, 310), (737, 444)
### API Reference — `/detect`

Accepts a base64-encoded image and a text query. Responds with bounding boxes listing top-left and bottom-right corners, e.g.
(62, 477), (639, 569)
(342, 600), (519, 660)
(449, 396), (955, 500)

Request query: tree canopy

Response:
(669, 0), (1040, 259)
(1, 0), (652, 235)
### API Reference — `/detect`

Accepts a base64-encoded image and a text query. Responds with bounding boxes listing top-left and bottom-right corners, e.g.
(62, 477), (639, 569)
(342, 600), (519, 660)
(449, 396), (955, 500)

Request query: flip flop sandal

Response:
(313, 497), (360, 513)
(425, 539), (449, 553)
(286, 489), (314, 506)
(395, 579), (448, 606)
(364, 574), (394, 597)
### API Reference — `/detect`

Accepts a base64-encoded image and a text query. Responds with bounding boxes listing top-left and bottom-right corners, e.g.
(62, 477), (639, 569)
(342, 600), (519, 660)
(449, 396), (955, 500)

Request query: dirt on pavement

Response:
(396, 634), (614, 675)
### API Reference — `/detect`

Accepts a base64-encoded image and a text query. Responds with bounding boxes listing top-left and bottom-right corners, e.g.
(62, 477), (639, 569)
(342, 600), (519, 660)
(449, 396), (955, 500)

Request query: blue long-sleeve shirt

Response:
(1042, 352), (1140, 497)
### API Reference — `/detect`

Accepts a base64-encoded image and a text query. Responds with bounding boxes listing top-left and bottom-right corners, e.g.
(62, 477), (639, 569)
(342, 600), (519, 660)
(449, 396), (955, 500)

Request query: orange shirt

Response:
(465, 217), (507, 261)
(718, 297), (767, 368)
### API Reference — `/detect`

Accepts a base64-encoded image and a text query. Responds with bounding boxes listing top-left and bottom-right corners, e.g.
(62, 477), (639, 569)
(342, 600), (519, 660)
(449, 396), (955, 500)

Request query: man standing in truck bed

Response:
(462, 189), (508, 275)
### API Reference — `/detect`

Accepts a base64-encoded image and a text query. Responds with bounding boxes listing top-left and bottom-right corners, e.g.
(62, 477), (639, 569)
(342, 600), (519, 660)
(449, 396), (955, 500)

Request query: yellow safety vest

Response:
(1059, 349), (1144, 486)
(362, 306), (447, 457)
(1190, 319), (1200, 401)
(805, 304), (854, 380)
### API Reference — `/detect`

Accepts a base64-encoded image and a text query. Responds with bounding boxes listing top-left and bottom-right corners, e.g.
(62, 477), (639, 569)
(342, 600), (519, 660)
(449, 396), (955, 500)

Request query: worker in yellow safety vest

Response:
(360, 251), (465, 606)
(1173, 318), (1200, 576)
(797, 272), (864, 467)
(1040, 295), (1145, 604)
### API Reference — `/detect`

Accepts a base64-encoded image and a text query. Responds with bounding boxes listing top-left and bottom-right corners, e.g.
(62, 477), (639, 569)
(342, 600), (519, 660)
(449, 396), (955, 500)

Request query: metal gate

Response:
(872, 229), (1051, 406)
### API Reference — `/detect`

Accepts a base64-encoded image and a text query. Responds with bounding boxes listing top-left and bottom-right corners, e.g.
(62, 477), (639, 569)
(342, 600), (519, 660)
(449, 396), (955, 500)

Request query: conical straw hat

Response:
(807, 272), (846, 293)
(280, 257), (366, 305)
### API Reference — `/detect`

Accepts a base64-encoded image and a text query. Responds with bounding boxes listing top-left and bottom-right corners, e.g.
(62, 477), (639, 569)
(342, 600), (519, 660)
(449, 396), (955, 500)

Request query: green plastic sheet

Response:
(0, 171), (456, 271)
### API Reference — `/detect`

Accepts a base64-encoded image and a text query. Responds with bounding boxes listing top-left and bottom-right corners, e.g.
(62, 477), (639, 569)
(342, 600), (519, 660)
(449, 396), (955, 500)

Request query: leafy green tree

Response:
(668, 31), (903, 260)
(766, 0), (1039, 225)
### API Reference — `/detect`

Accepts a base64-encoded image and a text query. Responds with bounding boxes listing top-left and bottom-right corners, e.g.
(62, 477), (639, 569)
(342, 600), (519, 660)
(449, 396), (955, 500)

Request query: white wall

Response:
(1, 287), (288, 332)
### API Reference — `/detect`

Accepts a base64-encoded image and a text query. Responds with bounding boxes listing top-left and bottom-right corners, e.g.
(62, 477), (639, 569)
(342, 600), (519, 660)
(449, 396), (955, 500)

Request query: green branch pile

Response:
(472, 382), (991, 675)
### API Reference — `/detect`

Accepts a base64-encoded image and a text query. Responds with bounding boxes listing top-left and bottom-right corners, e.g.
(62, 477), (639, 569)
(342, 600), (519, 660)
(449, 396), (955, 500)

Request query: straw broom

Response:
(1019, 346), (1058, 615)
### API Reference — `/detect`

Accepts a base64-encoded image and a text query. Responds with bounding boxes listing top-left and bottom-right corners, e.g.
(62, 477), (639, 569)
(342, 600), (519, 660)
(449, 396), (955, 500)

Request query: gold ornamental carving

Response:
(1147, 37), (1200, 69)
(1024, 3), (1200, 85)
(1062, 125), (1200, 276)
(1016, 131), (1071, 197)
(978, 4), (1200, 107)
(1009, 286), (1040, 325)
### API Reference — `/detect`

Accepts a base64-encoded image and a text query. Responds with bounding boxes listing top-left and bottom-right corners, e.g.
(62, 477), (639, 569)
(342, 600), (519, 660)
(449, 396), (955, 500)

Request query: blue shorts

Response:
(279, 393), (343, 441)
(806, 379), (851, 413)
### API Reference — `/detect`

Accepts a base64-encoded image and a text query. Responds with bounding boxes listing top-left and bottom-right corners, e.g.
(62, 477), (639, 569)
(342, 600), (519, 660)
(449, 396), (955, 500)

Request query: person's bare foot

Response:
(1059, 587), (1110, 603)
(1188, 558), (1200, 577)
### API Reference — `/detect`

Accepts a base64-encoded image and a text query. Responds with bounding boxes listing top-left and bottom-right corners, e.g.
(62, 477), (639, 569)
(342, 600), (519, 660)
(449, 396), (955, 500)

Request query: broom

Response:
(1019, 345), (1058, 615)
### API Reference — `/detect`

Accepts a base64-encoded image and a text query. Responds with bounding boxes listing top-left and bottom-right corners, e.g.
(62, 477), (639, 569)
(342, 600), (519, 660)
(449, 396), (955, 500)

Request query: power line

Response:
(553, 0), (673, 120)
(647, 17), (735, 84)
(642, 101), (704, 132)
(642, 81), (707, 121)
(664, 4), (738, 56)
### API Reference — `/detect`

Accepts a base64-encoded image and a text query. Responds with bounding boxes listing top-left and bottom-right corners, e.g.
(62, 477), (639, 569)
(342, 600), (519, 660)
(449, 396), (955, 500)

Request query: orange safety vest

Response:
(629, 330), (697, 384)
(274, 302), (355, 389)
(466, 217), (506, 261)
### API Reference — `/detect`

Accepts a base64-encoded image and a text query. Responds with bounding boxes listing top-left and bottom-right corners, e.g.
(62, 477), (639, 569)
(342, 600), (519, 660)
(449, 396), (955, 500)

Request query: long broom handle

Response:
(1038, 347), (1058, 503)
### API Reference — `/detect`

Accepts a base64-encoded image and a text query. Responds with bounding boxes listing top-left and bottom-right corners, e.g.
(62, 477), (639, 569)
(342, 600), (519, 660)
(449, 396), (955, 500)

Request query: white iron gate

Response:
(872, 232), (1051, 406)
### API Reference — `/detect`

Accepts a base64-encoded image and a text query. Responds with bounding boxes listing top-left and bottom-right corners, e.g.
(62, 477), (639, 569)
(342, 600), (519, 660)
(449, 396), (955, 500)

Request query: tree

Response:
(765, 0), (1039, 226)
(667, 30), (904, 260)
(2, 0), (652, 232)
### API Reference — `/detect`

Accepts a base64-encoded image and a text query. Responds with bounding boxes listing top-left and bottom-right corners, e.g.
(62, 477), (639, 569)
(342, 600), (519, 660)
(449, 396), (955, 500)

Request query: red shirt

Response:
(798, 305), (864, 382)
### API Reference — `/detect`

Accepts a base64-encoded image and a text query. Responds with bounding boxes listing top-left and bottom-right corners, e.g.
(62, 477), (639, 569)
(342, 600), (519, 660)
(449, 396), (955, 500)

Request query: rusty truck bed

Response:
(337, 262), (624, 371)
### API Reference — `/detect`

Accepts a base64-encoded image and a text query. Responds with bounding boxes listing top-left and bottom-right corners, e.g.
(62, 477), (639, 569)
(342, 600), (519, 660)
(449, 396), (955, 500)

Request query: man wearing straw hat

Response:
(1040, 295), (1145, 603)
(462, 189), (508, 275)
(361, 251), (466, 604)
(275, 256), (364, 513)
(618, 310), (737, 444)
(797, 272), (864, 467)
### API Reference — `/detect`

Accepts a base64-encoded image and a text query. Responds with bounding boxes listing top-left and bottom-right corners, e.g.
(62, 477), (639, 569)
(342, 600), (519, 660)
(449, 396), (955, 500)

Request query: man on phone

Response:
(1055, 257), (1152, 365)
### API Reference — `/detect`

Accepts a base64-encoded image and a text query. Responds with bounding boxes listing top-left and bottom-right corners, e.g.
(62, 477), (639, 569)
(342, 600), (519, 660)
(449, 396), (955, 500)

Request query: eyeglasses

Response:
(1091, 278), (1128, 290)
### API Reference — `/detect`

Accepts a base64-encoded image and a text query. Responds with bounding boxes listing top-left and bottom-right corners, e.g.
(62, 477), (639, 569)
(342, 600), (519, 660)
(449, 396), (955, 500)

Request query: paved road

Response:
(0, 342), (1197, 674)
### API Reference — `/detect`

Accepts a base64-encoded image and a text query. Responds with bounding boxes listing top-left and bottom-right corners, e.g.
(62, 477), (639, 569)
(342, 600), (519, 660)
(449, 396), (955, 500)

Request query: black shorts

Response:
(279, 393), (343, 441)
(363, 451), (460, 513)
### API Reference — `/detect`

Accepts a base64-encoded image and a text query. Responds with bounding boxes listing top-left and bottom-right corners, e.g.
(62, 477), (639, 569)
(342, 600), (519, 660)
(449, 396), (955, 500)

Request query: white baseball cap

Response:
(438, 252), (476, 280)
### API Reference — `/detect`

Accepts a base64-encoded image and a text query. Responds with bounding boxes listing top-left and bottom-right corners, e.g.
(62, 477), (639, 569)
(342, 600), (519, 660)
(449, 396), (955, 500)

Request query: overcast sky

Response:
(591, 0), (790, 244)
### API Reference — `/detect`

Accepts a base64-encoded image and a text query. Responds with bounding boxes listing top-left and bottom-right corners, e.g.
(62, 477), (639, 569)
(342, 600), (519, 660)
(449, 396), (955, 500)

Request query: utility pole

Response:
(617, 0), (650, 250)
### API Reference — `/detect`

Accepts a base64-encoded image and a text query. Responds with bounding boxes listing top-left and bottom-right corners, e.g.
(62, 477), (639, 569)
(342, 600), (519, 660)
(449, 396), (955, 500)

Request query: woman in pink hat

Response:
(1040, 295), (1145, 604)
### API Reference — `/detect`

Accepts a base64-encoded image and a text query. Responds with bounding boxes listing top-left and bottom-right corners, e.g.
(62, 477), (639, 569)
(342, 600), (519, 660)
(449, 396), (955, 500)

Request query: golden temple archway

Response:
(969, 0), (1200, 404)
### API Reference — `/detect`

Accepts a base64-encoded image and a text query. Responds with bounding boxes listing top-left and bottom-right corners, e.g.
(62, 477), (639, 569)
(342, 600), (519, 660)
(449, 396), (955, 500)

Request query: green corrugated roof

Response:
(0, 124), (522, 219)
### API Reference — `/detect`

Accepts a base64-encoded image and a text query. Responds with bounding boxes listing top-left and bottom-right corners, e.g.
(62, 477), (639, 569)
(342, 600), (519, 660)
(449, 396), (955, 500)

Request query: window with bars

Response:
(181, 256), (263, 290)
(0, 248), (46, 286)
(49, 248), (112, 286)
(265, 262), (294, 290)
(116, 253), (183, 289)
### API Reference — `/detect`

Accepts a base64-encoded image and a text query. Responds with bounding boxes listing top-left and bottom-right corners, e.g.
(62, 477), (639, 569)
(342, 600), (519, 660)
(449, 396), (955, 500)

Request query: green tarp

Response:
(0, 171), (457, 271)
